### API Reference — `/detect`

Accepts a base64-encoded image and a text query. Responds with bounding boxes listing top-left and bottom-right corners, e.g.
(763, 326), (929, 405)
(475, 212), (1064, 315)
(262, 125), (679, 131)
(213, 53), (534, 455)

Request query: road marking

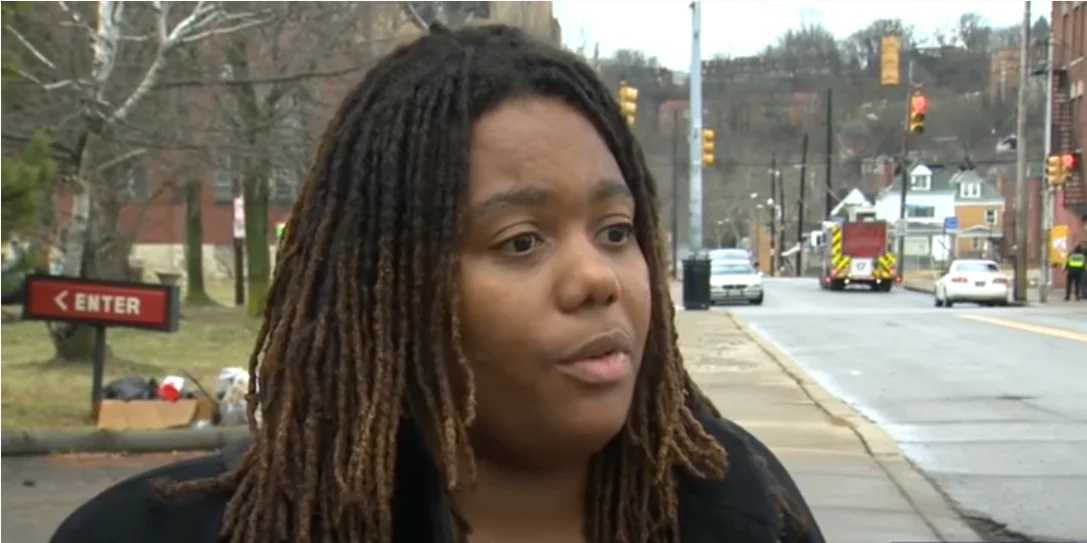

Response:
(959, 314), (1087, 342)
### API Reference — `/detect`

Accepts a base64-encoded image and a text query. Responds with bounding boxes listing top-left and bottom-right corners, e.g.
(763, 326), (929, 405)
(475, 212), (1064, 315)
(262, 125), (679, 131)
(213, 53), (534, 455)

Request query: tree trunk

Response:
(48, 132), (106, 364)
(49, 324), (101, 362)
(243, 170), (271, 317)
(183, 180), (213, 304)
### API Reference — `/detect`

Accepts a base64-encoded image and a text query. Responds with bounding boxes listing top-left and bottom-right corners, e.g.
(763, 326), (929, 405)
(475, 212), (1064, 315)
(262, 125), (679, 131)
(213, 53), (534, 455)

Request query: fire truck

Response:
(816, 215), (899, 292)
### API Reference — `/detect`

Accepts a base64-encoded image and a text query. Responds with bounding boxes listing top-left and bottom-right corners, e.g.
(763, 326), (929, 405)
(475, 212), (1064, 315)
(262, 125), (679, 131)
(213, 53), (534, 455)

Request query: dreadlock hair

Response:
(161, 23), (733, 543)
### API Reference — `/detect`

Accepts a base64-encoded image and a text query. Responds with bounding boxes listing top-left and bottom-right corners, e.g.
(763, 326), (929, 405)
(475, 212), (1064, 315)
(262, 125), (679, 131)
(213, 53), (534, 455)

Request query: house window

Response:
(211, 155), (234, 204)
(985, 209), (998, 225)
(960, 182), (981, 198)
(905, 204), (935, 218)
(122, 162), (150, 202)
(909, 174), (931, 191)
(270, 168), (299, 205)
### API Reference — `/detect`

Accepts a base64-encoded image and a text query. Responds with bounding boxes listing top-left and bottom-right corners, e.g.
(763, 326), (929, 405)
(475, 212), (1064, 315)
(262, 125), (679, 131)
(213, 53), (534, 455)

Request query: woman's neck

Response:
(453, 458), (589, 542)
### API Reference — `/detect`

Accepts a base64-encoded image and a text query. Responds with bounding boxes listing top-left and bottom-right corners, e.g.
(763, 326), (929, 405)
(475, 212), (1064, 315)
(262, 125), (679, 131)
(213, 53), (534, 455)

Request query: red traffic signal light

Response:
(1061, 153), (1077, 169)
(909, 94), (928, 113)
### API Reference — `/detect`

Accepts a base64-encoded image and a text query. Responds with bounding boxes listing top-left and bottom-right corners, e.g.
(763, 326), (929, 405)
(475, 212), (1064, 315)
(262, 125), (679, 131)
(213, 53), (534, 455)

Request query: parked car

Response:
(708, 248), (752, 262)
(934, 259), (1010, 307)
(710, 260), (763, 305)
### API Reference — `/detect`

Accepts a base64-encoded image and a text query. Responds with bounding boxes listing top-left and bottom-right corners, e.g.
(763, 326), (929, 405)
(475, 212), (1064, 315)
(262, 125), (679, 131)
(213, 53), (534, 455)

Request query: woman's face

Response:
(457, 96), (652, 470)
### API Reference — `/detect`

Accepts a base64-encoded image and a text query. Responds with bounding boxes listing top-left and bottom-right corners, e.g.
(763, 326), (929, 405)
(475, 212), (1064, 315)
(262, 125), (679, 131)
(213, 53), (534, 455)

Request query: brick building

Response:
(77, 2), (562, 276)
(1053, 1), (1087, 225)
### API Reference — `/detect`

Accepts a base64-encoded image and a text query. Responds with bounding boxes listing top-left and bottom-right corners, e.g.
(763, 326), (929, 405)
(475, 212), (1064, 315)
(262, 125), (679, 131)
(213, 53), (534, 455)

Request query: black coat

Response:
(51, 408), (825, 543)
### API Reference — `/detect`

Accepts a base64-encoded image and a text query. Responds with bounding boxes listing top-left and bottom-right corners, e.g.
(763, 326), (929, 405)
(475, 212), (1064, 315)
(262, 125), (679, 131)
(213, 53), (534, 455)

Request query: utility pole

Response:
(796, 133), (809, 275)
(824, 88), (834, 218)
(671, 108), (681, 278)
(1013, 1), (1031, 302)
(1039, 29), (1054, 303)
(687, 0), (704, 253)
(778, 156), (786, 269)
(895, 60), (915, 278)
(769, 153), (778, 276)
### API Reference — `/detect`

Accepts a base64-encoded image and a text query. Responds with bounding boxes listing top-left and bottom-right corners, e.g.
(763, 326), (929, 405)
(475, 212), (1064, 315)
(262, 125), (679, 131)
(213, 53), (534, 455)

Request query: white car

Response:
(708, 248), (752, 263)
(934, 259), (1011, 307)
(710, 260), (763, 305)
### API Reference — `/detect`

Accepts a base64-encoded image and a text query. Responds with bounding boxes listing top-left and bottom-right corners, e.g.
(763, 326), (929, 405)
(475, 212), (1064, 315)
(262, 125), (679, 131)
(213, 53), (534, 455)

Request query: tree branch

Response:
(152, 64), (366, 90)
(401, 2), (428, 31)
(4, 23), (58, 70)
(109, 1), (271, 124)
(95, 148), (147, 174)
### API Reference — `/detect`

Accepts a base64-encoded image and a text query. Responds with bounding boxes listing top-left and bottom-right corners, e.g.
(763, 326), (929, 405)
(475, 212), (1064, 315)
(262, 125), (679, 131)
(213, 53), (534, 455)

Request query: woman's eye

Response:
(499, 233), (543, 255)
(600, 223), (635, 245)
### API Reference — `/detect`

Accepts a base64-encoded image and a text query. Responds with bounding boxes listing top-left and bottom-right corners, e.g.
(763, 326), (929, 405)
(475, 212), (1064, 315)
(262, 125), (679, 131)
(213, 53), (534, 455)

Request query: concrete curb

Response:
(901, 281), (935, 295)
(1, 426), (251, 457)
(725, 311), (980, 542)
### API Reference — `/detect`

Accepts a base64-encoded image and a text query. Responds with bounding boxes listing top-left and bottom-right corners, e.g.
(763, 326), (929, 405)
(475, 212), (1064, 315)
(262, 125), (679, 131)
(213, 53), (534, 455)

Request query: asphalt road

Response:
(727, 277), (1087, 541)
(2, 452), (207, 543)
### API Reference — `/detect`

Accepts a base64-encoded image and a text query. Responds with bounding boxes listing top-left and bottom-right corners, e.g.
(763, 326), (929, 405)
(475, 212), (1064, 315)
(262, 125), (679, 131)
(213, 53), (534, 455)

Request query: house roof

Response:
(950, 170), (1003, 202)
(829, 187), (874, 216)
(880, 166), (955, 197)
(911, 164), (932, 176)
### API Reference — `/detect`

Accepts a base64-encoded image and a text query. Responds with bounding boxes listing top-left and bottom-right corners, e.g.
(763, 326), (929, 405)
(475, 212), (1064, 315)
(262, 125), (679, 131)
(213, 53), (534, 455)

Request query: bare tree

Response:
(3, 1), (269, 362)
(175, 2), (398, 316)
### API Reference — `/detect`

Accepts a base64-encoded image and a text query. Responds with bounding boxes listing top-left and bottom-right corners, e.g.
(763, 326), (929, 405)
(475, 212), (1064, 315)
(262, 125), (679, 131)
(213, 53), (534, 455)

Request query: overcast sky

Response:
(553, 1), (1053, 71)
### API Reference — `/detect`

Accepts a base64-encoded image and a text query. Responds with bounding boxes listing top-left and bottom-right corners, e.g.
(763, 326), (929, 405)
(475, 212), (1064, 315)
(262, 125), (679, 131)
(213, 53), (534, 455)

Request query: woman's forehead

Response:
(465, 97), (624, 204)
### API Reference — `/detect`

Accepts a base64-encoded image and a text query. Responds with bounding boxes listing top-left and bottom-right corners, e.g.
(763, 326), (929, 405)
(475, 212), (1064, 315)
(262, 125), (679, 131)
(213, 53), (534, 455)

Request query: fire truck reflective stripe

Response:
(833, 256), (850, 276)
(829, 225), (845, 269)
(876, 253), (897, 278)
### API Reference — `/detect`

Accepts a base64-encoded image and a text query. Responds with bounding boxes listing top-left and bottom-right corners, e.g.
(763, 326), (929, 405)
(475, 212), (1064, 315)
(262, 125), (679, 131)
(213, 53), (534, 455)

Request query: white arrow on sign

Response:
(54, 290), (69, 311)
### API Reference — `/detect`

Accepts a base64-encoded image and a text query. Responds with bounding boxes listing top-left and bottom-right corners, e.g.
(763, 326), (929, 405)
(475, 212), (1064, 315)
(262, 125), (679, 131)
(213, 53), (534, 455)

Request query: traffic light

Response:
(701, 129), (715, 167)
(907, 93), (927, 134)
(1046, 154), (1065, 185)
(617, 81), (638, 126)
(275, 221), (287, 241)
(1062, 152), (1080, 181)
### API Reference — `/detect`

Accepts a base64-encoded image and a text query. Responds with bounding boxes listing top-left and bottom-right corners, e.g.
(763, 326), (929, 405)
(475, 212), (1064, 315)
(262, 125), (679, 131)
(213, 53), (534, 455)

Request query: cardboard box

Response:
(96, 397), (216, 431)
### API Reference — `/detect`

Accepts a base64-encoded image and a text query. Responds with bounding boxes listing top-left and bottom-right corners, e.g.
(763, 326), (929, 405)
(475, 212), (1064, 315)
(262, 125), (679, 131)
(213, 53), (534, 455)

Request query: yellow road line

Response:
(959, 314), (1087, 342)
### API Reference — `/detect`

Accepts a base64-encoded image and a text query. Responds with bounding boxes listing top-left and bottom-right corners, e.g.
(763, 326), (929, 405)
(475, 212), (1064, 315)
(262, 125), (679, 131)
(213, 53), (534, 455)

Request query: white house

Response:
(874, 164), (957, 225)
(874, 164), (957, 261)
(829, 188), (876, 221)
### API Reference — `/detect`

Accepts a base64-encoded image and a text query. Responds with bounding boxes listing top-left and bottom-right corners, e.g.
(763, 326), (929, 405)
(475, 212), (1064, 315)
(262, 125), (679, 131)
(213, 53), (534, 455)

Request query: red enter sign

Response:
(22, 275), (180, 332)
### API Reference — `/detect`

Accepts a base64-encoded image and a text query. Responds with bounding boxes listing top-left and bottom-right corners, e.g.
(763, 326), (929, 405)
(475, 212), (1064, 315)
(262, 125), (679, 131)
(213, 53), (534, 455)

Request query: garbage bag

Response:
(218, 372), (250, 426)
(103, 376), (159, 400)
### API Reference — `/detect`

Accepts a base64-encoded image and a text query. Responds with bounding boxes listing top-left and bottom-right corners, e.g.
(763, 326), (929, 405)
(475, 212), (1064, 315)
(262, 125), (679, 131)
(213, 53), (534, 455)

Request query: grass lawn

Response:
(1, 282), (259, 430)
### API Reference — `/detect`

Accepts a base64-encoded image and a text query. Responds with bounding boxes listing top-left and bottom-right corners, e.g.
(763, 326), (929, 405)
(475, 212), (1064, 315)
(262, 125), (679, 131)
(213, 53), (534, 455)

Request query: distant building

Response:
(1052, 1), (1087, 224)
(949, 169), (1004, 258)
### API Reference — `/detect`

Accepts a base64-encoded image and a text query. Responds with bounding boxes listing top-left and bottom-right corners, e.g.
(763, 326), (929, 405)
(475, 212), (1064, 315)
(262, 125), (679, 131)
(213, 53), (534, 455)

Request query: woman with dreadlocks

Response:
(52, 23), (823, 543)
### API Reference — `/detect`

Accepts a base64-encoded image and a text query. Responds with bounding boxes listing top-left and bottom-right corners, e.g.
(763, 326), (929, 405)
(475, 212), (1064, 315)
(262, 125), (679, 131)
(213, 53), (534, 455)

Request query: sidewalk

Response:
(676, 309), (979, 543)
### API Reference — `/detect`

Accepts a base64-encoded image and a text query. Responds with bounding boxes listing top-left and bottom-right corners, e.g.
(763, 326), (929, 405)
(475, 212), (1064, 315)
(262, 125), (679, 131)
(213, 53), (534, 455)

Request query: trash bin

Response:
(682, 255), (712, 310)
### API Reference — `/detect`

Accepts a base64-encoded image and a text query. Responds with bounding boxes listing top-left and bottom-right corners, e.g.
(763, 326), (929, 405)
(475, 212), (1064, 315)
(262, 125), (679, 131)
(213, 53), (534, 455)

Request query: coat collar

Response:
(387, 410), (786, 543)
